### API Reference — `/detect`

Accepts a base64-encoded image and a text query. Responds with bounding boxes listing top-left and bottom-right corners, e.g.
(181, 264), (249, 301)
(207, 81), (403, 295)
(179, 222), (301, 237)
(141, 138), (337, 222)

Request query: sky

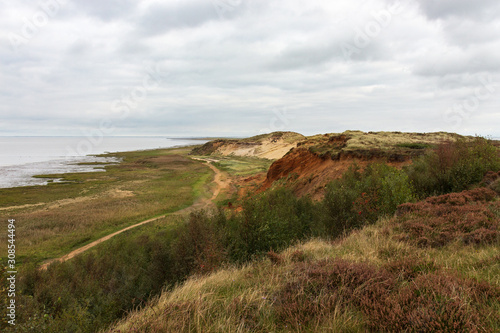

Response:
(1, 0), (499, 138)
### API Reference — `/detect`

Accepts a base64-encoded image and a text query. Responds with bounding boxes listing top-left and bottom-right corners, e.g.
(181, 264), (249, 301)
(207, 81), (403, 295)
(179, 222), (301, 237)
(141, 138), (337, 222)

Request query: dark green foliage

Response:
(492, 179), (500, 194)
(8, 230), (181, 333)
(396, 142), (430, 149)
(406, 137), (500, 198)
(322, 163), (414, 237)
(172, 210), (227, 275)
(224, 188), (321, 262)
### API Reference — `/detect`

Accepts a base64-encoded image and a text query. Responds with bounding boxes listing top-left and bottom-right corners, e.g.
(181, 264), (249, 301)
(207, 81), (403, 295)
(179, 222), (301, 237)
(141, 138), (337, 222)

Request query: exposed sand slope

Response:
(192, 132), (306, 160)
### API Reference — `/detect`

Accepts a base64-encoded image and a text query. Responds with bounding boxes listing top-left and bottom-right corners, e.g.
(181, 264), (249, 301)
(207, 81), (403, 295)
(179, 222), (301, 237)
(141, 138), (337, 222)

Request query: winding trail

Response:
(39, 158), (228, 271)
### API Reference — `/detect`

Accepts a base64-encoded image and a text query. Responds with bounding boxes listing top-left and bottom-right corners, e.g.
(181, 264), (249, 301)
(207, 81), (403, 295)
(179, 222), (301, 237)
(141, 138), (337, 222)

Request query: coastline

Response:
(0, 137), (206, 189)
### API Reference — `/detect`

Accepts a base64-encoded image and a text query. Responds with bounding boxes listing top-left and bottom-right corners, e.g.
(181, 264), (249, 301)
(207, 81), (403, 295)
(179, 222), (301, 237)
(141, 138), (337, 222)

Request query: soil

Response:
(261, 148), (411, 200)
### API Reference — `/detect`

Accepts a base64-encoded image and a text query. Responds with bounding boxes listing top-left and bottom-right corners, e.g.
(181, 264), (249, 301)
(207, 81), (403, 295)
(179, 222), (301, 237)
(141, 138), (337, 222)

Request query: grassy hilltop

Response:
(1, 132), (499, 332)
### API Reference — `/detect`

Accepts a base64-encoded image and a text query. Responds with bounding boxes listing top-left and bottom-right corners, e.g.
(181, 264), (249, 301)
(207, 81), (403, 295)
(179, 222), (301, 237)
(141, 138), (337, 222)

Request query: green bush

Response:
(10, 229), (183, 333)
(491, 179), (500, 194)
(172, 210), (227, 275)
(322, 163), (414, 237)
(225, 188), (320, 262)
(406, 137), (500, 197)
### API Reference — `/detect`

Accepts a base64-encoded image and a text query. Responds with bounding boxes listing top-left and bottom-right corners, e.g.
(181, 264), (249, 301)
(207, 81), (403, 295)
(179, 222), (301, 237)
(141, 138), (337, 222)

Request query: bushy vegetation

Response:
(2, 163), (415, 332)
(110, 197), (500, 333)
(2, 136), (499, 332)
(275, 258), (499, 332)
(406, 137), (500, 198)
(396, 188), (499, 247)
(1, 222), (184, 332)
(322, 163), (414, 237)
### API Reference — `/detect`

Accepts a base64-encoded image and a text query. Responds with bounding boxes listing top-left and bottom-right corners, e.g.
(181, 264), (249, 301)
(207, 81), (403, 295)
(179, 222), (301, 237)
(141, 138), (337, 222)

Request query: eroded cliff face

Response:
(191, 132), (306, 160)
(196, 131), (470, 200)
(260, 133), (422, 199)
(262, 149), (409, 199)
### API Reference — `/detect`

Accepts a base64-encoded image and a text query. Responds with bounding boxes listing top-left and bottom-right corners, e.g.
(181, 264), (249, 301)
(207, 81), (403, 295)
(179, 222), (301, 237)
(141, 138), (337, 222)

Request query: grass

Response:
(2, 133), (498, 332)
(109, 228), (500, 333)
(0, 147), (213, 265)
(300, 131), (465, 159)
(210, 156), (273, 177)
(239, 131), (306, 144)
(108, 195), (500, 332)
(342, 130), (461, 151)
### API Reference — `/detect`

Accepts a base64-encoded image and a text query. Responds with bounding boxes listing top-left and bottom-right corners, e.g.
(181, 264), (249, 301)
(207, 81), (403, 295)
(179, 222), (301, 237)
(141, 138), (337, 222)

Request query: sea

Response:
(0, 137), (206, 189)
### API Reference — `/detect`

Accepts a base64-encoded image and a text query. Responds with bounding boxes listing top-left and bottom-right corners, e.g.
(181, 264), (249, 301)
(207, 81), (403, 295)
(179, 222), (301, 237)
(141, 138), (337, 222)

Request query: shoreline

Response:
(0, 140), (205, 189)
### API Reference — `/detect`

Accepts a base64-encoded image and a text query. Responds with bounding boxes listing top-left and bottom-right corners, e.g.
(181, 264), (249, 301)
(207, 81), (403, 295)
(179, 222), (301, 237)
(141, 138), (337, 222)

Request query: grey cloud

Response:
(414, 50), (500, 77)
(137, 1), (223, 36)
(268, 39), (390, 71)
(415, 0), (499, 20)
(69, 0), (138, 21)
(1, 0), (500, 138)
(441, 19), (500, 47)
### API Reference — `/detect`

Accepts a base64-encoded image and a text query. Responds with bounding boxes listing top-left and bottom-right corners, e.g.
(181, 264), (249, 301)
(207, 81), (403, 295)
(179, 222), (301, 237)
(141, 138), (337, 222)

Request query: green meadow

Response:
(0, 147), (213, 265)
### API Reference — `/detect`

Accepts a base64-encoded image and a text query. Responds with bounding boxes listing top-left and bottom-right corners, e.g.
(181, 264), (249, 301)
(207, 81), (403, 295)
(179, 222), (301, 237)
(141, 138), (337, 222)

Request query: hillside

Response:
(108, 187), (500, 332)
(4, 132), (499, 333)
(194, 131), (469, 200)
(107, 134), (500, 332)
(190, 131), (306, 160)
(262, 131), (468, 199)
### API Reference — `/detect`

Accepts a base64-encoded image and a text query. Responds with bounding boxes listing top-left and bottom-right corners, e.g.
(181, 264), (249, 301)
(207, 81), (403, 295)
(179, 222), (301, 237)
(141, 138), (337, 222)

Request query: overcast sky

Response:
(1, 0), (499, 137)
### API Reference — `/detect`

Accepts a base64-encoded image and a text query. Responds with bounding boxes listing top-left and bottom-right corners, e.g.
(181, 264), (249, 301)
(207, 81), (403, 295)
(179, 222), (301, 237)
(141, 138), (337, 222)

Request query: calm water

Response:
(0, 137), (206, 188)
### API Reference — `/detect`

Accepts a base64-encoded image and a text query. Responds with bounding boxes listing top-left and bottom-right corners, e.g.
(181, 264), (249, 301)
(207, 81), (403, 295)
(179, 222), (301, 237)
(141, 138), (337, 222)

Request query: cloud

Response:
(137, 0), (226, 36)
(0, 0), (499, 138)
(415, 0), (500, 21)
(68, 0), (138, 21)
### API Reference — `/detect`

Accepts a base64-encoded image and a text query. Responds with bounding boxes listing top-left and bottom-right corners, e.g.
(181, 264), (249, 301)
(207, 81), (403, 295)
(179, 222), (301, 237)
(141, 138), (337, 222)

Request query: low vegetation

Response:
(298, 131), (463, 160)
(406, 137), (500, 197)
(209, 156), (273, 177)
(109, 192), (500, 332)
(0, 149), (212, 264)
(1, 133), (499, 332)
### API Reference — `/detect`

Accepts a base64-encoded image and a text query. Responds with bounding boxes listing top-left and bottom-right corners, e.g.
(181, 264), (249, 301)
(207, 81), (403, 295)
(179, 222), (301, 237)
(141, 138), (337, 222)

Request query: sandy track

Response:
(39, 159), (228, 271)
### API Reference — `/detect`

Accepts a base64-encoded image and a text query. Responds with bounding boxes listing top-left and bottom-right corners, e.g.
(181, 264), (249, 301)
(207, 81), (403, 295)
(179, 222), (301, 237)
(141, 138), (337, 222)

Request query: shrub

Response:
(225, 188), (320, 262)
(322, 163), (414, 237)
(395, 188), (499, 247)
(172, 210), (226, 276)
(322, 178), (361, 237)
(490, 179), (500, 194)
(274, 258), (500, 332)
(406, 137), (500, 197)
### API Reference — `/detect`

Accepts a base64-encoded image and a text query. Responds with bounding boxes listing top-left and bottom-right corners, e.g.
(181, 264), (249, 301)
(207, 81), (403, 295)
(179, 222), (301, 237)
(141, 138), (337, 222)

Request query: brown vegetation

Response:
(275, 257), (499, 332)
(395, 188), (499, 247)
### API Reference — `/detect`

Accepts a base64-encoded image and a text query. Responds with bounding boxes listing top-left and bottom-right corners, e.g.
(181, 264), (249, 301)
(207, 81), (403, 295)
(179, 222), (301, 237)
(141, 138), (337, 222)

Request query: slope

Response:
(108, 188), (500, 332)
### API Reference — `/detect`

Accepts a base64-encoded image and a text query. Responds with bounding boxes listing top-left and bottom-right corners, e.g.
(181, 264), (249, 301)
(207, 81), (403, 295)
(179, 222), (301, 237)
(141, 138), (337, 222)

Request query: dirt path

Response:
(39, 159), (229, 271)
(192, 158), (231, 202)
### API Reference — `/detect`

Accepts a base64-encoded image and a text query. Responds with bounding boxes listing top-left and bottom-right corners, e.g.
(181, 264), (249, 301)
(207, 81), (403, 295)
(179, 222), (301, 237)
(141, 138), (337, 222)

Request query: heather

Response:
(1, 136), (499, 332)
